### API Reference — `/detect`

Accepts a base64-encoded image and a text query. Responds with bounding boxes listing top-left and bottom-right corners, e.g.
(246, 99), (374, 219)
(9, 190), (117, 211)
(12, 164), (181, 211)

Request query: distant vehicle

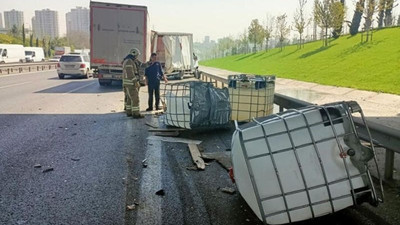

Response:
(57, 54), (92, 79)
(24, 47), (45, 62)
(73, 49), (90, 55)
(90, 1), (150, 86)
(49, 56), (61, 62)
(54, 46), (71, 58)
(0, 44), (26, 64)
(151, 31), (195, 80)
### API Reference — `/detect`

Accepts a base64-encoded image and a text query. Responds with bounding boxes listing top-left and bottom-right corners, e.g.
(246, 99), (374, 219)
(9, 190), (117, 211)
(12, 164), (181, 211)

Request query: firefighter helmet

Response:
(129, 48), (141, 57)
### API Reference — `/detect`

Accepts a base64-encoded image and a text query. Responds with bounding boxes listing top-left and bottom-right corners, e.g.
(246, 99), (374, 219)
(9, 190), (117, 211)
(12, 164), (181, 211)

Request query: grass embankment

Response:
(201, 27), (400, 95)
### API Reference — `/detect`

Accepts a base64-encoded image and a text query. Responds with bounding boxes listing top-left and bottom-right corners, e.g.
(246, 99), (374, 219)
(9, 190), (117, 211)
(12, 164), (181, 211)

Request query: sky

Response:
(1, 0), (399, 42)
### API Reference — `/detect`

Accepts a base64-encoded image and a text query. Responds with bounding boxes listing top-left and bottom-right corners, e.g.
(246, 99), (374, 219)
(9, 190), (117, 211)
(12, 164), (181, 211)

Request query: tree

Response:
(10, 25), (19, 38)
(331, 0), (346, 38)
(22, 24), (25, 46)
(384, 0), (396, 26)
(29, 34), (33, 47)
(294, 0), (309, 48)
(248, 19), (265, 52)
(377, 0), (387, 28)
(67, 31), (90, 49)
(238, 29), (250, 54)
(364, 0), (377, 40)
(48, 40), (51, 57)
(264, 15), (274, 51)
(276, 14), (291, 51)
(36, 38), (39, 47)
(398, 15), (400, 25)
(314, 0), (333, 46)
(350, 0), (366, 35)
(42, 38), (46, 57)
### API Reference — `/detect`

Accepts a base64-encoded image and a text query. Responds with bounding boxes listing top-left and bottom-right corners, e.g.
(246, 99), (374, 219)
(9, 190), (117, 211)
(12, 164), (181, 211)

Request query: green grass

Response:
(201, 27), (400, 95)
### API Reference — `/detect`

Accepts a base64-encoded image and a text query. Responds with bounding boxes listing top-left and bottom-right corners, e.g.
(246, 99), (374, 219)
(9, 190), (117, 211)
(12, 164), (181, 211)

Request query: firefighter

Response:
(122, 48), (143, 118)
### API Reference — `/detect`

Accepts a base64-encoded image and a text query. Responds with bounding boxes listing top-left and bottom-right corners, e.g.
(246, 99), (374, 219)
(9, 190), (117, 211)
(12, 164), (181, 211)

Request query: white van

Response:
(0, 44), (26, 63)
(24, 47), (45, 62)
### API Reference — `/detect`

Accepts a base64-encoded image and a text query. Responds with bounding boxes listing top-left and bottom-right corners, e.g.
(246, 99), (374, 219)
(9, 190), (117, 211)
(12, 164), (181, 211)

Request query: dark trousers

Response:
(148, 85), (160, 109)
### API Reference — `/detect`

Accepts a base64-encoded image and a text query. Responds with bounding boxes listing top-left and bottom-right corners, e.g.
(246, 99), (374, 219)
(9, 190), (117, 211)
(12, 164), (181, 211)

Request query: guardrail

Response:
(200, 70), (400, 180)
(0, 62), (57, 75)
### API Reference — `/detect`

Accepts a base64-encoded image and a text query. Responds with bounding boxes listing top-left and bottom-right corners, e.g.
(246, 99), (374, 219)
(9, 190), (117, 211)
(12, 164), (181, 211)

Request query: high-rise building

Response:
(32, 9), (59, 39)
(4, 9), (24, 30)
(0, 13), (3, 29)
(204, 36), (210, 44)
(66, 7), (90, 36)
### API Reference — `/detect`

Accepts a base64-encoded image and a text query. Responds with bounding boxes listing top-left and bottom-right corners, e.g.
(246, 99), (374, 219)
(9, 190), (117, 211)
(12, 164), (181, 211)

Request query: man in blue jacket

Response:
(145, 53), (168, 111)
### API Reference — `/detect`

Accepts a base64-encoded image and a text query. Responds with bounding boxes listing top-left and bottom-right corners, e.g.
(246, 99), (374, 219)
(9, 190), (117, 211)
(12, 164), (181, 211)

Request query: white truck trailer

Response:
(151, 31), (197, 80)
(90, 1), (150, 86)
(0, 44), (26, 64)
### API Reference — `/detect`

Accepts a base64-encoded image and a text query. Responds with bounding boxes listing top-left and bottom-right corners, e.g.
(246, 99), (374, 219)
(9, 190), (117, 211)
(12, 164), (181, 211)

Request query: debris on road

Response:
(186, 165), (198, 171)
(42, 167), (54, 173)
(188, 143), (205, 170)
(201, 152), (232, 171)
(155, 189), (165, 196)
(71, 158), (80, 161)
(145, 122), (158, 128)
(147, 136), (201, 145)
(220, 187), (236, 195)
(33, 164), (41, 168)
(148, 128), (185, 132)
(155, 131), (179, 137)
(111, 110), (116, 112)
(71, 133), (77, 136)
(142, 158), (148, 168)
(127, 204), (136, 210)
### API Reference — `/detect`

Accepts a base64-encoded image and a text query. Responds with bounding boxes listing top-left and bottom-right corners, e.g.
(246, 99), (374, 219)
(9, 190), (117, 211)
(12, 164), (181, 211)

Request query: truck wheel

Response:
(58, 74), (65, 79)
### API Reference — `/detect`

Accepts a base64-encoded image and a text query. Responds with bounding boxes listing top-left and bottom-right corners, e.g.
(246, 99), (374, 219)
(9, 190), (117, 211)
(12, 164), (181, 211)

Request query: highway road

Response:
(0, 70), (395, 225)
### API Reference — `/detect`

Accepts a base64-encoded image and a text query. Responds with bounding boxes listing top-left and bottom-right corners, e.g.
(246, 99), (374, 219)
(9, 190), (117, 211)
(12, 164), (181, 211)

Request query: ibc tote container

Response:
(231, 101), (383, 224)
(163, 81), (230, 129)
(228, 74), (275, 122)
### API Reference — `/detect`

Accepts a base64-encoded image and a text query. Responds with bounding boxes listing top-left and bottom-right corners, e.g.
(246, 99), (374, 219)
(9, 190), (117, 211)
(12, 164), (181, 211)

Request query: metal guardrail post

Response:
(385, 150), (395, 180)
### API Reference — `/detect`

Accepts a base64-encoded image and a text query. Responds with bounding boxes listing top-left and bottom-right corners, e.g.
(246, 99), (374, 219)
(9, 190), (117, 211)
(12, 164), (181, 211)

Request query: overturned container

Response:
(228, 74), (275, 122)
(163, 81), (231, 129)
(231, 101), (383, 224)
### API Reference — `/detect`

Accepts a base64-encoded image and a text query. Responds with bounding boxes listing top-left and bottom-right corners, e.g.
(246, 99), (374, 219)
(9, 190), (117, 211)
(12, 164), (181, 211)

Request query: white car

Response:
(49, 55), (61, 62)
(57, 54), (91, 79)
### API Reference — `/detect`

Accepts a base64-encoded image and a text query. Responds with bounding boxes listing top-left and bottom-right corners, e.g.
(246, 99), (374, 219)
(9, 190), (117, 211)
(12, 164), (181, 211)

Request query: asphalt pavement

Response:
(0, 70), (397, 225)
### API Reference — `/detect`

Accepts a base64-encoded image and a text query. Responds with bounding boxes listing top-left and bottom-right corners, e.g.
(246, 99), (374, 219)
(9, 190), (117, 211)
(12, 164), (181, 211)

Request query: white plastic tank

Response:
(231, 102), (378, 224)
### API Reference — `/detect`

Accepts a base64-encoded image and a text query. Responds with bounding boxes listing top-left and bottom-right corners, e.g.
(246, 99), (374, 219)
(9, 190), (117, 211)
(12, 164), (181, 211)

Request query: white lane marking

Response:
(0, 69), (56, 78)
(147, 136), (202, 145)
(62, 81), (96, 95)
(136, 138), (163, 225)
(0, 81), (32, 89)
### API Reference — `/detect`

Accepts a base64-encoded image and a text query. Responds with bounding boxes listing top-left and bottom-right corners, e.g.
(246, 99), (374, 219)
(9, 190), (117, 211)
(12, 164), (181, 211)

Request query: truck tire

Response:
(58, 74), (65, 79)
